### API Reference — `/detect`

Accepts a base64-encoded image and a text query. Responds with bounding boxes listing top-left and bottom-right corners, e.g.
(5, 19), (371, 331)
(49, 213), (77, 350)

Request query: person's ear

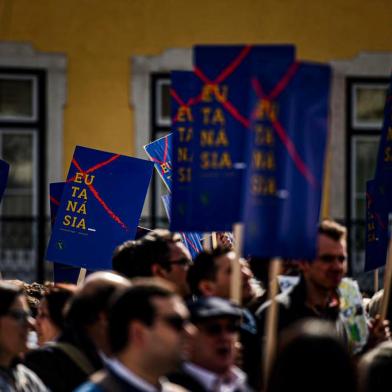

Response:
(199, 279), (216, 296)
(129, 320), (147, 346)
(151, 263), (169, 278)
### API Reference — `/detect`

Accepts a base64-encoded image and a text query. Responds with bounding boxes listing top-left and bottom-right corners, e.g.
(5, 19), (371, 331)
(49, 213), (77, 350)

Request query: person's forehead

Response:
(168, 241), (191, 260)
(197, 316), (238, 326)
(152, 295), (189, 317)
(215, 251), (235, 268)
(317, 233), (347, 254)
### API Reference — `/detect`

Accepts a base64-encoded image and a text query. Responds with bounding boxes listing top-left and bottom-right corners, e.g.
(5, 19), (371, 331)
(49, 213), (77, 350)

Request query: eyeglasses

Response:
(156, 314), (190, 332)
(318, 254), (346, 263)
(5, 309), (32, 324)
(201, 321), (241, 336)
(169, 258), (192, 267)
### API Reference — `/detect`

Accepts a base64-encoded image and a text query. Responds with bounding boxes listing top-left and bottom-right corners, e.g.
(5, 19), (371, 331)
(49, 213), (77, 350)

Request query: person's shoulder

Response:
(74, 380), (104, 392)
(163, 381), (190, 392)
(14, 364), (49, 391)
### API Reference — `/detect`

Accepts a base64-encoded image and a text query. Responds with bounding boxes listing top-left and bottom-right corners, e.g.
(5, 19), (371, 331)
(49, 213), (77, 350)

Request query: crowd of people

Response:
(0, 219), (391, 391)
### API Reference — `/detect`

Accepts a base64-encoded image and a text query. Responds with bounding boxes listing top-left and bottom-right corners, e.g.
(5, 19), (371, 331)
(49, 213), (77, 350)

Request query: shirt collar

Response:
(184, 362), (247, 392)
(106, 358), (160, 392)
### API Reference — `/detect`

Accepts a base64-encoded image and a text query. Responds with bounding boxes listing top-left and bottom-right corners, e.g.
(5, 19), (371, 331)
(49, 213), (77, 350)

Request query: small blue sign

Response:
(144, 133), (173, 190)
(46, 146), (153, 270)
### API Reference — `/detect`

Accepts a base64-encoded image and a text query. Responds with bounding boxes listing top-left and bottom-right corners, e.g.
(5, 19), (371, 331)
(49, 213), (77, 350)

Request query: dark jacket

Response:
(24, 329), (103, 392)
(256, 276), (344, 338)
(77, 367), (187, 392)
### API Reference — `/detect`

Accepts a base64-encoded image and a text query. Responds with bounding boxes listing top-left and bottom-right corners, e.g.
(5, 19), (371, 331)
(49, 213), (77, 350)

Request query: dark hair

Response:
(44, 284), (76, 330)
(359, 341), (392, 392)
(267, 319), (356, 392)
(65, 276), (127, 330)
(109, 278), (176, 353)
(112, 239), (142, 278)
(187, 247), (230, 296)
(0, 282), (24, 316)
(318, 219), (347, 242)
(112, 229), (182, 278)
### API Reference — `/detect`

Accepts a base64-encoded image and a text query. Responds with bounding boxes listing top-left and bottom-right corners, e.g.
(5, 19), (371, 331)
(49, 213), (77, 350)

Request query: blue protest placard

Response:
(49, 182), (82, 283)
(375, 76), (392, 182)
(0, 159), (10, 203)
(171, 46), (296, 232)
(242, 62), (331, 259)
(46, 146), (154, 270)
(365, 180), (389, 271)
(162, 193), (203, 258)
(170, 71), (199, 232)
(144, 133), (173, 191)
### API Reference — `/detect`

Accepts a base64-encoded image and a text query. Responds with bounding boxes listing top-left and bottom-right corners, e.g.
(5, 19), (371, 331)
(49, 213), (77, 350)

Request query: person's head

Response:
(359, 340), (392, 392)
(112, 239), (142, 278)
(36, 284), (76, 346)
(113, 229), (192, 297)
(188, 247), (257, 304)
(267, 319), (356, 392)
(187, 296), (242, 375)
(300, 220), (347, 292)
(109, 278), (192, 379)
(0, 282), (34, 366)
(64, 271), (131, 354)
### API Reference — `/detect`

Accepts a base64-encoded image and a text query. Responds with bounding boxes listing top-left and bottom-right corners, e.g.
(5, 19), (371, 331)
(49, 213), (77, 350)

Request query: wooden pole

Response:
(263, 258), (282, 389)
(230, 223), (244, 305)
(374, 268), (379, 293)
(212, 232), (218, 249)
(380, 238), (392, 320)
(77, 268), (87, 286)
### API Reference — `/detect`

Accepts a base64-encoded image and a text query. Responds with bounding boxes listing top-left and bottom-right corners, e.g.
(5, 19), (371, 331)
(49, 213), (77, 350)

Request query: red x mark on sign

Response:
(251, 62), (318, 187)
(170, 46), (252, 129)
(67, 154), (128, 231)
(193, 45), (252, 128)
(147, 135), (171, 177)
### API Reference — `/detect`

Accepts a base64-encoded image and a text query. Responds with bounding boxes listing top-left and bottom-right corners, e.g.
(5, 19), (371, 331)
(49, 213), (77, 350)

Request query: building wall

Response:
(0, 0), (391, 173)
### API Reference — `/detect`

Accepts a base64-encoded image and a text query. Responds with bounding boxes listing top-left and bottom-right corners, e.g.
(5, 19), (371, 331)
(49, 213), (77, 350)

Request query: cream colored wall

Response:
(0, 0), (391, 174)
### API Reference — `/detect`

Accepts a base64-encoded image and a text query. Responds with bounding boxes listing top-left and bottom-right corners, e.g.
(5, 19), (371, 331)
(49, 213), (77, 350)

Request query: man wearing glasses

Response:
(169, 296), (251, 392)
(112, 229), (193, 298)
(77, 278), (192, 392)
(257, 219), (348, 336)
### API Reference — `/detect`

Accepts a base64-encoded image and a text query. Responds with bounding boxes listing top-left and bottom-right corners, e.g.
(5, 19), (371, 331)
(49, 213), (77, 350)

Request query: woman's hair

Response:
(44, 284), (76, 330)
(0, 282), (24, 316)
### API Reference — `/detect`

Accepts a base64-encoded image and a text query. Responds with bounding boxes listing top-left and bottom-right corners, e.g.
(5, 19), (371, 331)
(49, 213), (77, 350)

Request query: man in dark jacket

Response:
(256, 220), (348, 338)
(76, 278), (191, 392)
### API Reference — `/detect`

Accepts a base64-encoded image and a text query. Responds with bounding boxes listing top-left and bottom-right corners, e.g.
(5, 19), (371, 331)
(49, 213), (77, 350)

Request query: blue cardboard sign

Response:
(375, 76), (392, 182)
(144, 133), (173, 190)
(162, 193), (203, 258)
(365, 180), (389, 272)
(243, 62), (331, 259)
(171, 46), (296, 232)
(0, 159), (10, 203)
(50, 182), (81, 283)
(46, 146), (154, 270)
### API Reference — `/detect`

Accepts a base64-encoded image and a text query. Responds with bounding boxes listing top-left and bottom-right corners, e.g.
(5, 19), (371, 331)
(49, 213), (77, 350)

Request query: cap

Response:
(187, 296), (242, 322)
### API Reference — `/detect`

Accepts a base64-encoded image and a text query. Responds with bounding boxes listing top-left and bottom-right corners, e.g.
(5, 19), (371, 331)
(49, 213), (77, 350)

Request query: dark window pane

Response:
(0, 79), (33, 118)
(3, 133), (33, 189)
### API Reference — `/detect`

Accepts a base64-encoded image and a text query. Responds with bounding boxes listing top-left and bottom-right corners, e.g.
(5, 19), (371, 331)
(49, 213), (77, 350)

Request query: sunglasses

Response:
(201, 321), (241, 336)
(6, 309), (32, 324)
(157, 315), (190, 332)
(318, 254), (346, 263)
(170, 258), (192, 267)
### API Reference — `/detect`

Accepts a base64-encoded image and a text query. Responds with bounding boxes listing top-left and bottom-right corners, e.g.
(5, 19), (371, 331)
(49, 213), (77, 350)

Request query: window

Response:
(0, 70), (45, 282)
(346, 77), (389, 277)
